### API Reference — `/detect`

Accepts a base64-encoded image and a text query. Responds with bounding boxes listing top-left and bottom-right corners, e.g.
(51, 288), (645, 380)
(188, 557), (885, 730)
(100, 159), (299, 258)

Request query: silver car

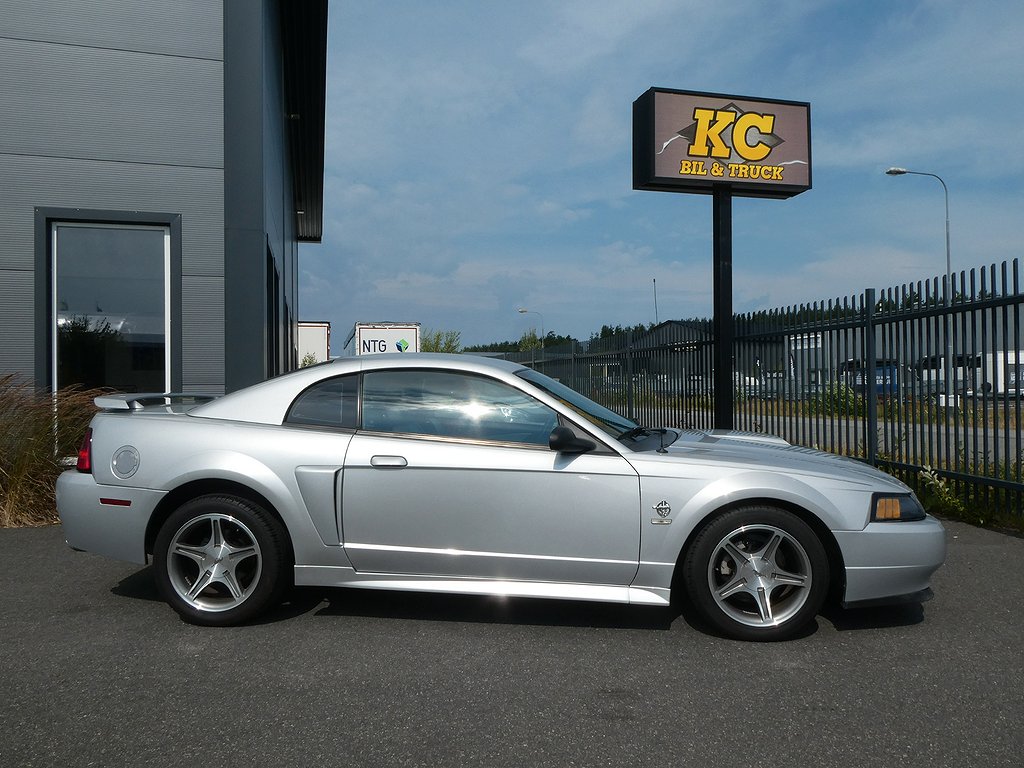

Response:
(57, 354), (946, 641)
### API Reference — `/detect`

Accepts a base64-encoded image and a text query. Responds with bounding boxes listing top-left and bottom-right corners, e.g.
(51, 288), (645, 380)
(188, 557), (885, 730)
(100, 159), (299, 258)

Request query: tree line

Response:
(455, 323), (656, 353)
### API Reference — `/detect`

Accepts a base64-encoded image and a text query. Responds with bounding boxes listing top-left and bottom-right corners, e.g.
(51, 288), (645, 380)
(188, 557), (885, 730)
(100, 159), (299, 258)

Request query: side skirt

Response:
(293, 565), (670, 606)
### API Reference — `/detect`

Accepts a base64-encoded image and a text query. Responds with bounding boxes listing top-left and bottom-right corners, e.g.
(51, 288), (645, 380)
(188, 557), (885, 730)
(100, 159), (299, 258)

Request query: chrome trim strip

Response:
(343, 541), (635, 566)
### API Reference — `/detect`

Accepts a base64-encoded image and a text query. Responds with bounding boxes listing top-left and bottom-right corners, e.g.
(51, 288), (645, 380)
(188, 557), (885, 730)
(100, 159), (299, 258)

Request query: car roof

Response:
(189, 353), (530, 425)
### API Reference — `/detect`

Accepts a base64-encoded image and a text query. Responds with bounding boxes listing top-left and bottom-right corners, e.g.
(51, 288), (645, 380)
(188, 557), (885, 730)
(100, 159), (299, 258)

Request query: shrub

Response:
(918, 465), (969, 520)
(0, 375), (101, 527)
(803, 383), (863, 416)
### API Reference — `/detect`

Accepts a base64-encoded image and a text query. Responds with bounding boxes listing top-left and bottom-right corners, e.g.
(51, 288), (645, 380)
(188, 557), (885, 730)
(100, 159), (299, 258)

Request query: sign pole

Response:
(712, 185), (734, 429)
(633, 88), (811, 433)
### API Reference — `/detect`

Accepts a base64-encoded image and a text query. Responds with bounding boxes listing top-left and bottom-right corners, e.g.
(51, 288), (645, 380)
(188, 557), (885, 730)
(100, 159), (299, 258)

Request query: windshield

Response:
(515, 368), (640, 438)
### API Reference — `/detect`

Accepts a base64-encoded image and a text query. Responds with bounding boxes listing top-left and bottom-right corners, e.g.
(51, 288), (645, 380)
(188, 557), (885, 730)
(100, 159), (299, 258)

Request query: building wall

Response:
(0, 0), (313, 394)
(224, 0), (302, 391)
(0, 0), (226, 391)
(262, 0), (299, 375)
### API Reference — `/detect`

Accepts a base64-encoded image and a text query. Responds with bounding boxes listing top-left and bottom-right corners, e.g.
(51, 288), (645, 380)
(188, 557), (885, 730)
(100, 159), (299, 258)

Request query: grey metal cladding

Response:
(0, 270), (34, 378)
(263, 3), (286, 256)
(0, 0), (223, 62)
(0, 154), (223, 274)
(0, 37), (223, 169)
(180, 275), (226, 394)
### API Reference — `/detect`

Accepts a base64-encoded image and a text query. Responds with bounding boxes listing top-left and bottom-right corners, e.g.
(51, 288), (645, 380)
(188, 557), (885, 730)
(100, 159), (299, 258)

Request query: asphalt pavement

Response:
(1, 520), (1021, 768)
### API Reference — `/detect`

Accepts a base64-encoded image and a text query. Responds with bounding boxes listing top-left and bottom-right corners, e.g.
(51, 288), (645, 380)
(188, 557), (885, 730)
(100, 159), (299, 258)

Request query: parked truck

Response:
(914, 354), (980, 401)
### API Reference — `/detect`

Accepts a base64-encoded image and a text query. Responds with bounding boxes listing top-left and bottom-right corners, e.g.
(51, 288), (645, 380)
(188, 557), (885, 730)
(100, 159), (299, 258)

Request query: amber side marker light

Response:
(871, 494), (926, 522)
(875, 497), (901, 520)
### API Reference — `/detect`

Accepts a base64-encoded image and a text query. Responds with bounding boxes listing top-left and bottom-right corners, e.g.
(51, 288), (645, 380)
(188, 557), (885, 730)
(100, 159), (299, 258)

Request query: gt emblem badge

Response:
(653, 500), (671, 518)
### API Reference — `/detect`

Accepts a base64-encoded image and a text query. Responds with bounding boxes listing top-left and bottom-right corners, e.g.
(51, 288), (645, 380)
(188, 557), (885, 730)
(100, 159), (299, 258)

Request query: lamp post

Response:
(885, 167), (954, 405)
(517, 308), (545, 359)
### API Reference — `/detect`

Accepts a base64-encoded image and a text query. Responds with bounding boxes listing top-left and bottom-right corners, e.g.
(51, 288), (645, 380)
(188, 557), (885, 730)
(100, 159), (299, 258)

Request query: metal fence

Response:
(490, 259), (1024, 519)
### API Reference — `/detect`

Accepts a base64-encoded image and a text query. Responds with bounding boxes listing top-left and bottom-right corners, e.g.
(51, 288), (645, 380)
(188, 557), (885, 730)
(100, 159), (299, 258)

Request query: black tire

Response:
(683, 506), (829, 641)
(153, 495), (292, 626)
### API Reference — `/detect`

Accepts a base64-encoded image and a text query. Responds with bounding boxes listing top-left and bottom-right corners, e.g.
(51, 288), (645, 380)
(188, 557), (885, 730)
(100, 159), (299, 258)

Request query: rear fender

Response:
(150, 451), (345, 567)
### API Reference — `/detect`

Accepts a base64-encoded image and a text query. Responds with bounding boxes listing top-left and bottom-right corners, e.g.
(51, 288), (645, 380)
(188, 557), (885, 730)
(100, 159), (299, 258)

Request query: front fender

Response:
(634, 469), (867, 593)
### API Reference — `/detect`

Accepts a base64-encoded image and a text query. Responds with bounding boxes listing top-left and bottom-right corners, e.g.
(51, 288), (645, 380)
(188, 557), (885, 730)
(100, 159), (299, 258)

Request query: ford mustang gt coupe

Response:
(57, 354), (946, 641)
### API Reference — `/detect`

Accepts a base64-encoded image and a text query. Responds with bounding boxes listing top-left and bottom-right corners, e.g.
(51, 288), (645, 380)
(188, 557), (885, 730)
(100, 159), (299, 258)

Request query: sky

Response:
(299, 0), (1024, 350)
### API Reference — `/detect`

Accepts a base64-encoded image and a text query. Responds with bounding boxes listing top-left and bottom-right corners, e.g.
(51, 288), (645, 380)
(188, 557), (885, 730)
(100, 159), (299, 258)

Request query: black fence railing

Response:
(483, 259), (1024, 520)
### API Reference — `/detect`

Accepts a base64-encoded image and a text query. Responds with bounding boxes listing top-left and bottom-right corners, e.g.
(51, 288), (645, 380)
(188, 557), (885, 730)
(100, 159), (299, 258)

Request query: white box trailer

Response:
(297, 321), (331, 364)
(345, 323), (421, 355)
(968, 351), (1024, 397)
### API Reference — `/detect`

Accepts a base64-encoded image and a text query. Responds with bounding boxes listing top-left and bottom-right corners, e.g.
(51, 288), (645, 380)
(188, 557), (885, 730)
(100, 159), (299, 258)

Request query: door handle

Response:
(370, 455), (408, 468)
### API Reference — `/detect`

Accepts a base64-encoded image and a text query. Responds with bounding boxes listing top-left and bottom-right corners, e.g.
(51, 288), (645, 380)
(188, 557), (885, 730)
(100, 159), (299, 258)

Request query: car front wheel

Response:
(153, 495), (292, 626)
(683, 506), (829, 641)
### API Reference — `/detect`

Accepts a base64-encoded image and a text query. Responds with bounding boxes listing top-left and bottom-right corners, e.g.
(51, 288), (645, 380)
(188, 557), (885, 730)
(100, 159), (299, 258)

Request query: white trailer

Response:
(297, 321), (331, 364)
(968, 351), (1024, 397)
(344, 322), (421, 356)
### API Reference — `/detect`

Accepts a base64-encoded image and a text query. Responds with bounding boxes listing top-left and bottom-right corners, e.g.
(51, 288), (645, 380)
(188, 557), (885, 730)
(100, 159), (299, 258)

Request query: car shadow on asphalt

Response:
(108, 567), (924, 636)
(822, 602), (925, 631)
(106, 570), (678, 630)
(110, 566), (162, 602)
(277, 589), (926, 638)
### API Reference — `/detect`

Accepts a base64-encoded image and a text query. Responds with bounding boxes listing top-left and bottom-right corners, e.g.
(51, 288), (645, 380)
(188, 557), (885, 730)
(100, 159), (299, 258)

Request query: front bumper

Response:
(835, 514), (947, 605)
(56, 470), (166, 565)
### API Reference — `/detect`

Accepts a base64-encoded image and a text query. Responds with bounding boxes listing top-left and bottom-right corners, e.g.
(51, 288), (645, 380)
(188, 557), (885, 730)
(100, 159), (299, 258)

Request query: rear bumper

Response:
(56, 470), (166, 565)
(835, 515), (947, 605)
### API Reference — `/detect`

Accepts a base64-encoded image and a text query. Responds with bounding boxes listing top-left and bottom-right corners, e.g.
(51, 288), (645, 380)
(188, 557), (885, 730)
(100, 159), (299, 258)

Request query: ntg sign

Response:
(633, 88), (811, 199)
(348, 323), (421, 356)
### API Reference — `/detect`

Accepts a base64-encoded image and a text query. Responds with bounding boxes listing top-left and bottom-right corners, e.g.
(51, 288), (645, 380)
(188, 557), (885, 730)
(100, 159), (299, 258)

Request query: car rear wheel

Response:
(683, 506), (828, 641)
(153, 495), (291, 626)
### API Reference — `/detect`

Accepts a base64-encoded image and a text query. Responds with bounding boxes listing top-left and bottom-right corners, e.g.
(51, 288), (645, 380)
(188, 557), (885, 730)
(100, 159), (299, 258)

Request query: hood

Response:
(639, 428), (909, 491)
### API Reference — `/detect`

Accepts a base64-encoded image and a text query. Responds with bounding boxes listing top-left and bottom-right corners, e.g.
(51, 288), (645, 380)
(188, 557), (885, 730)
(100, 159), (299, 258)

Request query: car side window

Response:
(285, 374), (358, 429)
(361, 369), (558, 446)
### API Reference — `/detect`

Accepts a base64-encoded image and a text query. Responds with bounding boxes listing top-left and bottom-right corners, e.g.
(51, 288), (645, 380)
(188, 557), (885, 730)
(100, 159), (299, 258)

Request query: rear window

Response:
(285, 375), (358, 429)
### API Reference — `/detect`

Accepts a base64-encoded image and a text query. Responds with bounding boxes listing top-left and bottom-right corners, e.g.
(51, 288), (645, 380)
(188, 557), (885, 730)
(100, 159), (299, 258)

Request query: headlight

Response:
(871, 493), (926, 522)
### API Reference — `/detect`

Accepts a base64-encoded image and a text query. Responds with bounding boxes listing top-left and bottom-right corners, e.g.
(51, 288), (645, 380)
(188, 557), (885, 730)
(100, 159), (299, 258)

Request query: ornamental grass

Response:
(0, 375), (101, 527)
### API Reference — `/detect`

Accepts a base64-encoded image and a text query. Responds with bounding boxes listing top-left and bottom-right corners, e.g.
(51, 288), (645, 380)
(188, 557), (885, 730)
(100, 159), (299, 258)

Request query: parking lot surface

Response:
(1, 519), (1021, 767)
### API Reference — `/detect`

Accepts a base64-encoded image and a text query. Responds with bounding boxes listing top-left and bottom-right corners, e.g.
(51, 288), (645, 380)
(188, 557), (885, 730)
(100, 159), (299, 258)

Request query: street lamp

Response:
(516, 308), (545, 357)
(884, 168), (951, 284)
(885, 166), (954, 405)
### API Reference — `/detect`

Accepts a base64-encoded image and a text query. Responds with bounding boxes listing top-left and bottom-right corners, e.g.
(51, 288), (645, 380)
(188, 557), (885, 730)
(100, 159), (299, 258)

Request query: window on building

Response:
(52, 222), (170, 392)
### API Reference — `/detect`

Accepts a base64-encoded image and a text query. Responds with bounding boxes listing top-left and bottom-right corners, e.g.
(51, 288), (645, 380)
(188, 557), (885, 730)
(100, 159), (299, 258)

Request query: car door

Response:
(340, 368), (641, 585)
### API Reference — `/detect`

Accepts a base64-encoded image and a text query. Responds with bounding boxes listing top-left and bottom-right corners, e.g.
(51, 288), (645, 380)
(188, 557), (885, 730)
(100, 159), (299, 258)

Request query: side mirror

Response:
(548, 425), (596, 454)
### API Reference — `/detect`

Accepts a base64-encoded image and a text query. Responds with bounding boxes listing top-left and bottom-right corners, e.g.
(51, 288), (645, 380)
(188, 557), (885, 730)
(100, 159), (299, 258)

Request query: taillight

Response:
(76, 428), (93, 473)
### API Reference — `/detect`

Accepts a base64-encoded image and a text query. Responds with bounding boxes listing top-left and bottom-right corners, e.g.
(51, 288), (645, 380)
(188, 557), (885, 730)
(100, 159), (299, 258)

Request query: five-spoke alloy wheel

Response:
(684, 506), (829, 641)
(154, 495), (291, 626)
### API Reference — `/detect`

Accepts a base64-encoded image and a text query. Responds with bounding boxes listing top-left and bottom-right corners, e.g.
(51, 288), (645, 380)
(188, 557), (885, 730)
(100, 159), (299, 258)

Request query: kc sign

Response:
(632, 87), (812, 429)
(633, 88), (811, 199)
